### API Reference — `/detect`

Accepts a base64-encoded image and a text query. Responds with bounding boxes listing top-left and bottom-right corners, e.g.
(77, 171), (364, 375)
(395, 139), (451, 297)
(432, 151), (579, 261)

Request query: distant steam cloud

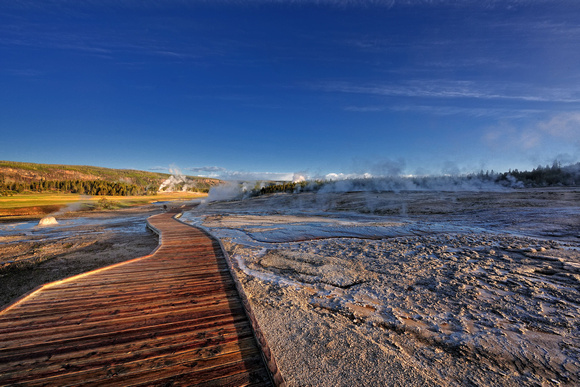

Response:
(368, 158), (406, 176)
(324, 172), (372, 181)
(317, 175), (516, 194)
(158, 164), (207, 192)
(199, 160), (580, 206)
(203, 172), (526, 206)
(292, 173), (308, 183)
(158, 166), (187, 192)
(441, 161), (461, 176)
(206, 182), (252, 202)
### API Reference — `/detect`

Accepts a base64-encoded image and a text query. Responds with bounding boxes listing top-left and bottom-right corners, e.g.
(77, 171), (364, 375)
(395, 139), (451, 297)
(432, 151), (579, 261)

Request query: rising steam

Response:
(158, 166), (198, 192)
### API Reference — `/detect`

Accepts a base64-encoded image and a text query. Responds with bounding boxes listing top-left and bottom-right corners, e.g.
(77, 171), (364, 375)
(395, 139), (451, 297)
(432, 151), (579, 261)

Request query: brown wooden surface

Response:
(0, 211), (272, 386)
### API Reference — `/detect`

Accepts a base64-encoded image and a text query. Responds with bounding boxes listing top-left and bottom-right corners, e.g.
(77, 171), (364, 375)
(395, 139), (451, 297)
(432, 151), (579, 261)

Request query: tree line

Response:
(0, 179), (156, 197)
(258, 181), (311, 195)
(495, 162), (580, 187)
(253, 162), (580, 197)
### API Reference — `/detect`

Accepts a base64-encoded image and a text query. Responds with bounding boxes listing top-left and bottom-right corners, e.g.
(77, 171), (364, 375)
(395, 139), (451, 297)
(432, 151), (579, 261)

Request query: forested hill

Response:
(0, 161), (220, 195)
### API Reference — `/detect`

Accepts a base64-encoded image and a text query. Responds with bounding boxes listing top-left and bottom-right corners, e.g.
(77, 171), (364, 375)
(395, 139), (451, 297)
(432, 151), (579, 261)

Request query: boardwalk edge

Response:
(173, 213), (287, 387)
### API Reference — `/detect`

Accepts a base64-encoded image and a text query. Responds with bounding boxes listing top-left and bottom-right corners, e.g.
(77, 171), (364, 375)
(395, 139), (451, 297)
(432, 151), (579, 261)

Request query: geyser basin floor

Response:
(0, 207), (161, 308)
(181, 189), (580, 386)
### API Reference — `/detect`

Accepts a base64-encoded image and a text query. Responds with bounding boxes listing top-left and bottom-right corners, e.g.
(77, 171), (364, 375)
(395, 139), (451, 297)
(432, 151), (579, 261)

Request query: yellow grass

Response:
(0, 193), (83, 209)
(0, 192), (206, 218)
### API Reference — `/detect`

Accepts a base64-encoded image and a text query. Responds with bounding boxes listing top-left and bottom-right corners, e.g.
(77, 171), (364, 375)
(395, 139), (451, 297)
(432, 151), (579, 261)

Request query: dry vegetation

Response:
(0, 192), (205, 219)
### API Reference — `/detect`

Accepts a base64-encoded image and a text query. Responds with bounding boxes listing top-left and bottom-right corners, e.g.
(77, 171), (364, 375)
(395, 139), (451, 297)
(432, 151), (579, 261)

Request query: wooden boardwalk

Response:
(0, 211), (277, 386)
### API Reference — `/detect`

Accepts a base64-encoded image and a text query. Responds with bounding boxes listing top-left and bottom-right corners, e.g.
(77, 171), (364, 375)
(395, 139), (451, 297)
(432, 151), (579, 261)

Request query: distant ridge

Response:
(0, 160), (221, 194)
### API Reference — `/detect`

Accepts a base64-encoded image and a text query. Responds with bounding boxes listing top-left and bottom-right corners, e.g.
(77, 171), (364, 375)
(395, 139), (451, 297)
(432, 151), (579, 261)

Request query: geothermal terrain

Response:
(180, 188), (580, 386)
(0, 188), (578, 386)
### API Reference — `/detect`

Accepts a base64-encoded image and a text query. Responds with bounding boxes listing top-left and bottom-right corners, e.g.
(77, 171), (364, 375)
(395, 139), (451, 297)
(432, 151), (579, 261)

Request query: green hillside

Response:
(0, 161), (221, 196)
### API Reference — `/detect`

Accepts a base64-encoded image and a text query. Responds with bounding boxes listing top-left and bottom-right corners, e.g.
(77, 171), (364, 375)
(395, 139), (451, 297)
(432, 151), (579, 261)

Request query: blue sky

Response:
(1, 0), (579, 180)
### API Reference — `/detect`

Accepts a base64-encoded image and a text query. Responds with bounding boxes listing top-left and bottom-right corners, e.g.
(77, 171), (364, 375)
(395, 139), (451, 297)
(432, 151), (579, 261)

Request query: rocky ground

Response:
(182, 188), (580, 386)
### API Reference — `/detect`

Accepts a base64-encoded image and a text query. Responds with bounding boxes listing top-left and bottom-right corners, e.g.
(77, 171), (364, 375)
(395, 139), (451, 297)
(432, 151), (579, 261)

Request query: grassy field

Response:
(0, 192), (207, 219)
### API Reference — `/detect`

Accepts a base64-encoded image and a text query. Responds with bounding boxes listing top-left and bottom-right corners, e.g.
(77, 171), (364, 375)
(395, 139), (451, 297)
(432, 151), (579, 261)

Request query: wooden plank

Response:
(0, 313), (248, 360)
(0, 287), (242, 322)
(2, 276), (238, 305)
(0, 323), (256, 377)
(0, 337), (264, 386)
(0, 288), (243, 321)
(31, 274), (236, 295)
(0, 293), (246, 331)
(0, 302), (246, 342)
(0, 211), (278, 386)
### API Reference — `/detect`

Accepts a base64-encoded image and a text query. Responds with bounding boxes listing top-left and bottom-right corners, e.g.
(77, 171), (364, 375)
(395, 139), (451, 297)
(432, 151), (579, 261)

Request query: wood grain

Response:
(0, 211), (273, 386)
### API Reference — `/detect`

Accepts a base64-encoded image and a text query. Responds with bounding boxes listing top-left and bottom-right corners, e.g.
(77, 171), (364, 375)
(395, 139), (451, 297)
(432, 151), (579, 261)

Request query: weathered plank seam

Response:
(172, 212), (287, 387)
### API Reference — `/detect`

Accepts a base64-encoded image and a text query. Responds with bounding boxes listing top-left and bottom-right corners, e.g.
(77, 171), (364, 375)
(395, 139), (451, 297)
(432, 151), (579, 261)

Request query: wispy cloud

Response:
(219, 170), (295, 181)
(0, 10), (209, 62)
(319, 80), (580, 103)
(386, 104), (546, 118)
(344, 105), (386, 112)
(423, 58), (522, 71)
(491, 18), (580, 41)
(152, 165), (295, 181)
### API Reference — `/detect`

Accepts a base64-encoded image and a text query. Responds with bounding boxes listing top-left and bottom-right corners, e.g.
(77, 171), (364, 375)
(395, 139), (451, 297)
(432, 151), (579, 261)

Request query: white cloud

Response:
(519, 130), (542, 150)
(182, 165), (296, 181)
(483, 112), (580, 155)
(483, 122), (541, 151)
(154, 164), (300, 182)
(186, 166), (227, 175)
(220, 170), (295, 181)
(537, 112), (580, 142)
